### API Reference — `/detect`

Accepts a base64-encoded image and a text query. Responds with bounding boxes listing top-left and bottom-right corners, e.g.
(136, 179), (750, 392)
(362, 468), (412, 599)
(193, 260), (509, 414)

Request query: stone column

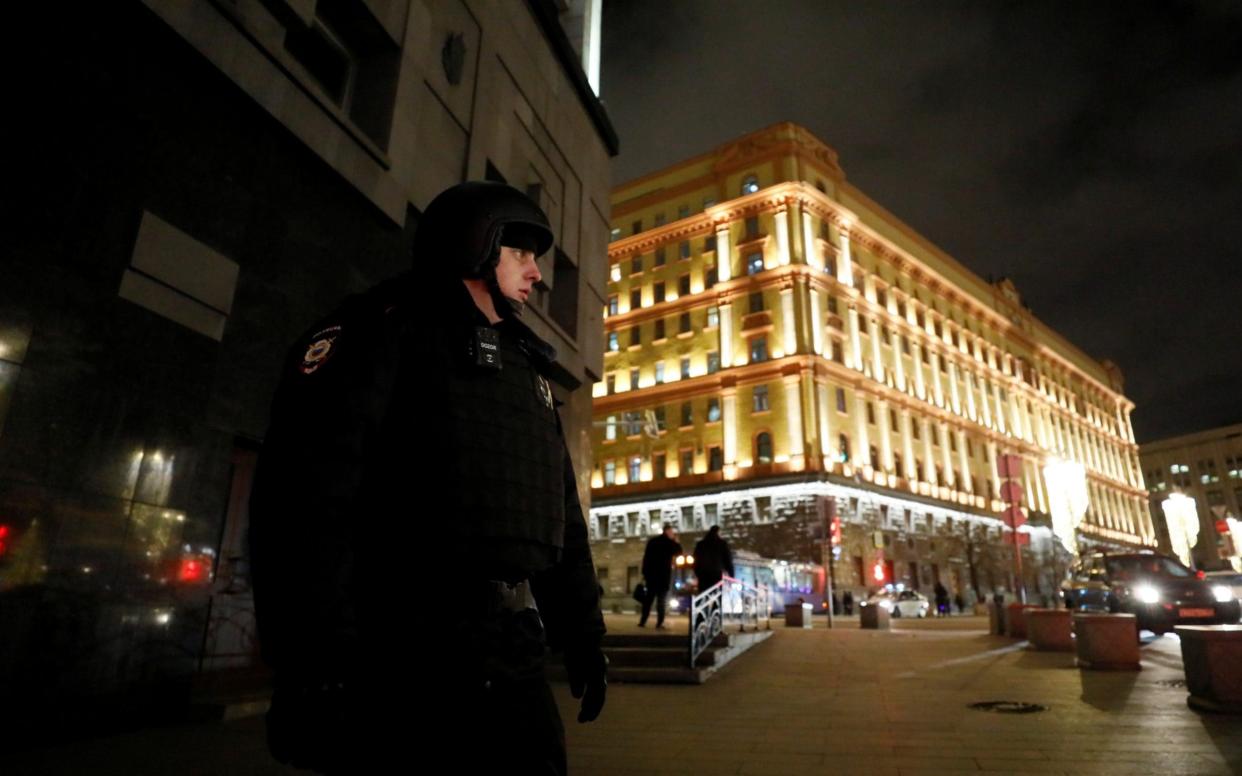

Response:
(716, 223), (733, 282)
(719, 301), (734, 367)
(784, 374), (805, 467)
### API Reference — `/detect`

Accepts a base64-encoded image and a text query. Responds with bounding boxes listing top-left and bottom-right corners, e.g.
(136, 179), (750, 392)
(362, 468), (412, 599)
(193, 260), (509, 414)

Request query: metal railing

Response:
(688, 576), (771, 667)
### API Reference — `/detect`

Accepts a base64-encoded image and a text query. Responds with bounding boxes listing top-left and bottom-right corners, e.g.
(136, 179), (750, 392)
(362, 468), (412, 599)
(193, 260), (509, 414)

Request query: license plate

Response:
(1179, 608), (1214, 618)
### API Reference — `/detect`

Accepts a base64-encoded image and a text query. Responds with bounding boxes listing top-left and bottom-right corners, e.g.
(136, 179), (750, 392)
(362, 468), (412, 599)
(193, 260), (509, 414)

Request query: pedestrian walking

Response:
(692, 525), (734, 594)
(934, 581), (950, 617)
(842, 590), (855, 616)
(639, 523), (682, 628)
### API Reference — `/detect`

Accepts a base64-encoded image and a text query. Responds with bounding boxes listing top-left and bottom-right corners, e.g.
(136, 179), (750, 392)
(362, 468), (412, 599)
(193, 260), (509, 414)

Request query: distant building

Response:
(587, 123), (1151, 613)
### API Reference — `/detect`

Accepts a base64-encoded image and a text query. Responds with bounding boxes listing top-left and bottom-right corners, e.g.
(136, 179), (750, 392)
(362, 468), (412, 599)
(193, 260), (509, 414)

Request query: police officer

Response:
(249, 182), (607, 774)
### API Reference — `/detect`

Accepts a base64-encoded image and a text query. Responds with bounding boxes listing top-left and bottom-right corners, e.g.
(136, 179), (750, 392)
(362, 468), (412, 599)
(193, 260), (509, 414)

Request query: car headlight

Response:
(1134, 585), (1160, 604)
(878, 600), (893, 611)
(1212, 585), (1235, 603)
(669, 597), (681, 610)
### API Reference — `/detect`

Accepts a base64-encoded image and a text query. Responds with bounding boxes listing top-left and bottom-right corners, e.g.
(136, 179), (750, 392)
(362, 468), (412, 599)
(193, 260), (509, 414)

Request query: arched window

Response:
(838, 434), (850, 462)
(755, 432), (773, 464)
(741, 174), (759, 195)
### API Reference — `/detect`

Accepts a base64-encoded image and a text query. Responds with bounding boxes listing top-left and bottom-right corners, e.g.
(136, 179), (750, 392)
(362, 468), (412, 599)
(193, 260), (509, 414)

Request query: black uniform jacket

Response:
(249, 273), (604, 682)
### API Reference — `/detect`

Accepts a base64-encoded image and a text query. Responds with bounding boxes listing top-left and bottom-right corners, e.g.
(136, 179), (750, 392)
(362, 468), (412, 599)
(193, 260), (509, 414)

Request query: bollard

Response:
(784, 602), (814, 629)
(1005, 604), (1039, 639)
(988, 600), (1006, 635)
(859, 601), (890, 630)
(1175, 625), (1242, 714)
(1026, 609), (1074, 651)
(1073, 613), (1140, 670)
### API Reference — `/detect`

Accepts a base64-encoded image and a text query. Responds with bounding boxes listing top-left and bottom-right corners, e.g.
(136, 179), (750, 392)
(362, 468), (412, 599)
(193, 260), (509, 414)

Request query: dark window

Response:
(870, 445), (879, 467)
(755, 432), (773, 464)
(654, 319), (665, 340)
(680, 357), (691, 379)
(867, 402), (875, 425)
(877, 288), (887, 308)
(828, 296), (839, 315)
(607, 295), (618, 316)
(653, 282), (665, 303)
(681, 448), (695, 475)
(606, 374), (615, 394)
(836, 388), (847, 412)
(629, 368), (639, 388)
(950, 433), (957, 452)
(678, 312), (691, 333)
(630, 289), (641, 310)
(707, 351), (720, 373)
(839, 434), (851, 462)
(680, 401), (693, 427)
(631, 220), (642, 235)
(745, 216), (759, 237)
(707, 397), (721, 422)
(653, 452), (666, 480)
(913, 421), (920, 440)
(890, 409), (898, 428)
(750, 336), (768, 363)
(654, 247), (666, 266)
(709, 446), (724, 471)
(678, 204), (690, 219)
(679, 241), (691, 260)
(678, 274), (691, 296)
(753, 385), (770, 412)
(749, 292), (764, 313)
(630, 326), (641, 347)
(705, 264), (718, 289)
(631, 256), (642, 275)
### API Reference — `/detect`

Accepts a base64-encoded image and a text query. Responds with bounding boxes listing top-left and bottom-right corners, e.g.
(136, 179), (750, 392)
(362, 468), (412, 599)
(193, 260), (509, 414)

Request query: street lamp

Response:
(1161, 493), (1200, 568)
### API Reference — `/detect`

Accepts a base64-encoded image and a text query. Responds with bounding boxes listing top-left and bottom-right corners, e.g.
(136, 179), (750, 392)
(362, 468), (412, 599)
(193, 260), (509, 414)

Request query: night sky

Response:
(600, 0), (1242, 443)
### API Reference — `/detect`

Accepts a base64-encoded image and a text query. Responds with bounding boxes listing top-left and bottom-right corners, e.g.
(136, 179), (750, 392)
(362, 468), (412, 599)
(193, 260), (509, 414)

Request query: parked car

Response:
(868, 589), (930, 618)
(1062, 551), (1241, 633)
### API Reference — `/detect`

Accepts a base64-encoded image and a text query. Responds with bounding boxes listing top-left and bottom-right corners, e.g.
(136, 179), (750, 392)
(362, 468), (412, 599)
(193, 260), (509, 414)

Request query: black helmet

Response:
(414, 181), (554, 279)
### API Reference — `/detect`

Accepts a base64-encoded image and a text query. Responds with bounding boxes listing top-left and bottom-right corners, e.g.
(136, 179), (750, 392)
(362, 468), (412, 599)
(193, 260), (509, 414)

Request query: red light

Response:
(872, 562), (886, 583)
(0, 524), (8, 556)
(177, 557), (208, 583)
(1195, 570), (1206, 580)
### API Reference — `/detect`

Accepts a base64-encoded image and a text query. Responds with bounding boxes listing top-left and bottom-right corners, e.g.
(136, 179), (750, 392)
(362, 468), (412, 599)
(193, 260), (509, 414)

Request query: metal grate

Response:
(1155, 679), (1187, 689)
(968, 701), (1049, 714)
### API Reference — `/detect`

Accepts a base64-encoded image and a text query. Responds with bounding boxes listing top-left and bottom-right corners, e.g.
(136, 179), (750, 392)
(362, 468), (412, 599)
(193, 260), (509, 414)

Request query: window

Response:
(654, 406), (666, 431)
(750, 336), (768, 363)
(745, 216), (760, 237)
(606, 374), (616, 394)
(950, 433), (957, 452)
(755, 432), (774, 464)
(931, 425), (939, 445)
(832, 341), (843, 363)
(631, 220), (642, 235)
(653, 451), (666, 480)
(747, 253), (764, 275)
(630, 289), (641, 310)
(605, 415), (616, 441)
(654, 282), (665, 303)
(623, 411), (643, 436)
(654, 319), (665, 340)
(901, 336), (910, 355)
(607, 295), (618, 316)
(654, 247), (666, 266)
(741, 175), (759, 195)
(604, 461), (616, 485)
(630, 326), (641, 347)
(870, 445), (880, 468)
(702, 237), (715, 254)
(629, 368), (639, 389)
(679, 241), (691, 260)
(967, 438), (974, 457)
(678, 274), (691, 296)
(654, 212), (666, 226)
(836, 388), (847, 412)
(681, 448), (695, 475)
(609, 227), (621, 242)
(877, 288), (887, 308)
(654, 362), (665, 384)
(707, 397), (721, 422)
(607, 332), (618, 351)
(867, 402), (875, 425)
(709, 446), (724, 471)
(749, 291), (765, 313)
(680, 357), (691, 379)
(753, 384), (770, 412)
(629, 456), (642, 482)
(839, 434), (851, 462)
(890, 409), (898, 428)
(678, 312), (691, 334)
(630, 256), (642, 274)
(707, 351), (720, 374)
(703, 197), (717, 208)
(678, 204), (690, 219)
(913, 421), (920, 440)
(706, 306), (719, 327)
(680, 401), (693, 427)
(828, 296), (839, 315)
(705, 265), (718, 289)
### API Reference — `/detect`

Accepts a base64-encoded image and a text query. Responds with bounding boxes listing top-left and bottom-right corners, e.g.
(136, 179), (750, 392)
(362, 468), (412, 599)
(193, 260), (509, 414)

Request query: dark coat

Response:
(641, 534), (682, 592)
(692, 533), (734, 590)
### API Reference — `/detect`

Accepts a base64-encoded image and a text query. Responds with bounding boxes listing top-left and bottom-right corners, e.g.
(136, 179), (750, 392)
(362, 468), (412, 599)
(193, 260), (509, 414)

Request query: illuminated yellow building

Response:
(587, 123), (1153, 610)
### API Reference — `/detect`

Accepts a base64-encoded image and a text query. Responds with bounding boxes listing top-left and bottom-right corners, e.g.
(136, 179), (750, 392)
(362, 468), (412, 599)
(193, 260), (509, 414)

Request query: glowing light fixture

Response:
(1043, 458), (1089, 555)
(1161, 493), (1199, 567)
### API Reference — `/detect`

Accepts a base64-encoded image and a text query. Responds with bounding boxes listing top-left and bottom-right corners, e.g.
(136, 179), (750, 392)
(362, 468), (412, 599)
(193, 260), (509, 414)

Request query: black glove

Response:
(266, 678), (351, 773)
(564, 643), (608, 723)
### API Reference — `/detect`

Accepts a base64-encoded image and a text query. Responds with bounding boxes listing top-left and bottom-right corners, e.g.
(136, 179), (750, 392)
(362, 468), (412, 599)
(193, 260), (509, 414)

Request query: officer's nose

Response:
(528, 259), (542, 284)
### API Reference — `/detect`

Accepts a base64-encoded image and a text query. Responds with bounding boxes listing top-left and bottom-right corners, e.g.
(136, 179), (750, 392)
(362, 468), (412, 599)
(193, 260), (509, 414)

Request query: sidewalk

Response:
(13, 616), (1241, 775)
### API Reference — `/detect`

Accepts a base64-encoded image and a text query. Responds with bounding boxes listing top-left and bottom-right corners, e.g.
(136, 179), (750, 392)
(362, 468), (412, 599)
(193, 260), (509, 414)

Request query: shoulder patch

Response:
(299, 325), (342, 375)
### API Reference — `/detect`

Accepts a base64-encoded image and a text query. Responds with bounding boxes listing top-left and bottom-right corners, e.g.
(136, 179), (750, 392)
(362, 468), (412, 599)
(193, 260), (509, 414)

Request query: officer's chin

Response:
(503, 295), (526, 317)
